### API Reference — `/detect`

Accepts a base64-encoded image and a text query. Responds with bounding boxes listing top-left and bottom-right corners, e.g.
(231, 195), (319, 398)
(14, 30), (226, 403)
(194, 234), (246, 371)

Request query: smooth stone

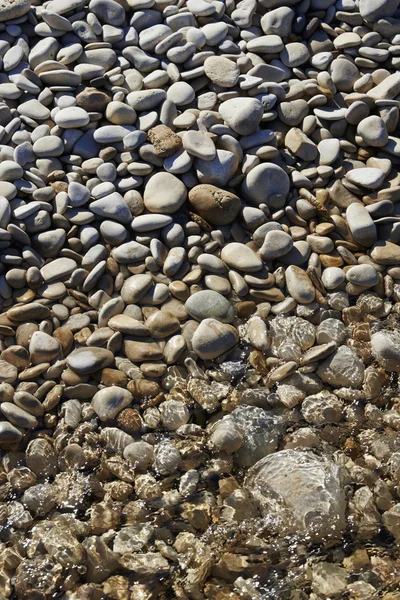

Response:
(221, 242), (263, 272)
(192, 318), (239, 359)
(318, 139), (340, 165)
(41, 258), (77, 283)
(360, 0), (400, 22)
(131, 214), (173, 232)
(111, 241), (150, 263)
(346, 264), (379, 287)
(244, 450), (346, 541)
(185, 290), (235, 323)
(188, 184), (240, 225)
(260, 230), (293, 260)
(144, 172), (187, 214)
(55, 107), (90, 128)
(0, 0), (30, 21)
(346, 167), (385, 190)
(92, 386), (133, 421)
(346, 203), (377, 247)
(280, 42), (310, 67)
(241, 163), (290, 206)
(29, 331), (61, 365)
(195, 150), (237, 187)
(182, 131), (216, 161)
(0, 360), (18, 383)
(123, 441), (154, 470)
(370, 241), (400, 264)
(108, 315), (149, 336)
(317, 345), (365, 387)
(357, 115), (388, 148)
(67, 347), (114, 374)
(260, 7), (295, 37)
(321, 267), (345, 290)
(124, 337), (163, 362)
(285, 265), (315, 304)
(7, 303), (50, 322)
(371, 330), (400, 373)
(0, 421), (22, 444)
(18, 100), (50, 120)
(219, 97), (264, 136)
(204, 56), (240, 88)
(1, 403), (38, 429)
(121, 274), (153, 303)
(90, 192), (131, 224)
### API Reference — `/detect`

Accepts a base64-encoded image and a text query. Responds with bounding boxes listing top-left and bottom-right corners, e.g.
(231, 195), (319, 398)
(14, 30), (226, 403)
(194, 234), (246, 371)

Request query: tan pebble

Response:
(127, 379), (161, 400)
(169, 281), (189, 301)
(53, 327), (74, 356)
(236, 301), (256, 318)
(145, 311), (180, 339)
(117, 408), (143, 433)
(147, 124), (182, 158)
(0, 345), (30, 369)
(319, 254), (344, 268)
(124, 337), (163, 362)
(140, 362), (167, 377)
(98, 368), (128, 387)
(249, 288), (285, 302)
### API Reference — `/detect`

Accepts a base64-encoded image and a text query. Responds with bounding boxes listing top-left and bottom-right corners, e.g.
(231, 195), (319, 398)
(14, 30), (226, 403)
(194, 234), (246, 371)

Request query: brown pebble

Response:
(127, 379), (161, 400)
(147, 125), (182, 157)
(53, 327), (74, 356)
(97, 368), (128, 387)
(76, 87), (111, 112)
(236, 301), (256, 318)
(116, 408), (143, 433)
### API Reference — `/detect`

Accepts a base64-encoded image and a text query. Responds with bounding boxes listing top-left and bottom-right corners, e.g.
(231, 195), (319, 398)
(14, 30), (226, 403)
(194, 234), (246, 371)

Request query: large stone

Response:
(241, 163), (290, 206)
(371, 330), (400, 373)
(0, 0), (31, 22)
(188, 184), (240, 225)
(192, 318), (239, 359)
(317, 345), (365, 387)
(92, 386), (133, 421)
(185, 290), (235, 323)
(67, 347), (114, 374)
(244, 449), (347, 540)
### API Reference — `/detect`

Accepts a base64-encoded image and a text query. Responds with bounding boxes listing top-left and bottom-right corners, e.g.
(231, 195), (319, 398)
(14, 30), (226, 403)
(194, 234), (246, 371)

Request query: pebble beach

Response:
(1, 0), (400, 597)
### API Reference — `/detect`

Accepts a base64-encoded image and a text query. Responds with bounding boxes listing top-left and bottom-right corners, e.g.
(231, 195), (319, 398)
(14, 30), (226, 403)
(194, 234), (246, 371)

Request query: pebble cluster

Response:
(2, 0), (400, 597)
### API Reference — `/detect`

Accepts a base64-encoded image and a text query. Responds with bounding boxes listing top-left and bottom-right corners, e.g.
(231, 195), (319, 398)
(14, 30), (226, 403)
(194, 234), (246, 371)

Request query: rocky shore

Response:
(1, 0), (400, 597)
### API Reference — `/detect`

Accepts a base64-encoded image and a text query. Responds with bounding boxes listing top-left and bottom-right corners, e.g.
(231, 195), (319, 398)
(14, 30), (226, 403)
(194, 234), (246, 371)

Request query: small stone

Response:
(204, 56), (240, 88)
(188, 184), (240, 225)
(0, 0), (31, 21)
(185, 290), (235, 323)
(221, 243), (263, 272)
(92, 386), (133, 421)
(219, 98), (264, 136)
(317, 345), (365, 387)
(67, 347), (114, 374)
(144, 172), (187, 214)
(346, 167), (385, 190)
(192, 318), (239, 359)
(285, 265), (315, 304)
(147, 125), (182, 158)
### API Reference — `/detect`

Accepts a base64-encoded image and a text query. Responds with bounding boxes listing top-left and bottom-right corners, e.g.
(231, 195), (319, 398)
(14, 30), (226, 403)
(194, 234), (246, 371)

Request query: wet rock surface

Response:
(1, 0), (400, 598)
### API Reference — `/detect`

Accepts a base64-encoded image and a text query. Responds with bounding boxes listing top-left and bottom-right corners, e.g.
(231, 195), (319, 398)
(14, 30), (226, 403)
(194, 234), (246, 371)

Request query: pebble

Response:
(192, 318), (239, 359)
(185, 290), (235, 323)
(144, 173), (187, 214)
(219, 98), (264, 136)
